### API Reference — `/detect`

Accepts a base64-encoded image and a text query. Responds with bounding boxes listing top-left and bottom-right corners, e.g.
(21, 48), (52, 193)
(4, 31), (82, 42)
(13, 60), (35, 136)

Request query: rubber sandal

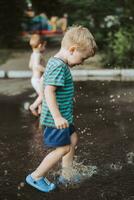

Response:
(26, 174), (56, 192)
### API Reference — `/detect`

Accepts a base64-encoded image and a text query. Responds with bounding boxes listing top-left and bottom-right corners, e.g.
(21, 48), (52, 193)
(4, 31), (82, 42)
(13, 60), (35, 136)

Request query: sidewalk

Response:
(0, 47), (103, 71)
(0, 48), (134, 96)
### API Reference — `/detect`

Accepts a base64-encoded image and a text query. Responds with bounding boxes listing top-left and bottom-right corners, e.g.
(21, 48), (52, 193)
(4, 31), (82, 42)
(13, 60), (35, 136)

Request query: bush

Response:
(105, 27), (134, 68)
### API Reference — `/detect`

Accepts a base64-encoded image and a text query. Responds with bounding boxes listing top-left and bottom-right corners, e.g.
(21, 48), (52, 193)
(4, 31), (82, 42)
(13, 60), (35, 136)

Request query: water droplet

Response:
(117, 95), (120, 98)
(127, 152), (134, 164)
(110, 95), (114, 98)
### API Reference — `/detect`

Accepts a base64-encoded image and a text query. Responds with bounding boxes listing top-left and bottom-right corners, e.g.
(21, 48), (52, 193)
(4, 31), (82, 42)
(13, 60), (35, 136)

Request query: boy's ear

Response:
(38, 43), (42, 48)
(69, 46), (77, 54)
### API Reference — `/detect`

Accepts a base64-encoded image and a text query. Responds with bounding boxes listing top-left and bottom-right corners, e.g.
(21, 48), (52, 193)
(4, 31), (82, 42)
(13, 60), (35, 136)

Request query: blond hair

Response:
(29, 34), (43, 48)
(61, 25), (97, 56)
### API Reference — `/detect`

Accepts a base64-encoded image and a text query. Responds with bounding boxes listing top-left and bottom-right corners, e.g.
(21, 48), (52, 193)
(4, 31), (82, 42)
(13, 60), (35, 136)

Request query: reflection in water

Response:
(1, 81), (134, 200)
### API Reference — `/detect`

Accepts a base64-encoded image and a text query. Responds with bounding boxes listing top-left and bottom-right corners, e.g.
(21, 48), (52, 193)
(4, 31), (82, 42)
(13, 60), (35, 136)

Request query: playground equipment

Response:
(21, 10), (68, 40)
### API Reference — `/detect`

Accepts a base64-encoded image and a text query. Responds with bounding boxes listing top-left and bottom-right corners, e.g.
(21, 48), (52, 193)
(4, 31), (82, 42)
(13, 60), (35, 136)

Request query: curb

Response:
(0, 70), (6, 78)
(0, 69), (134, 81)
(7, 70), (32, 78)
(72, 69), (121, 81)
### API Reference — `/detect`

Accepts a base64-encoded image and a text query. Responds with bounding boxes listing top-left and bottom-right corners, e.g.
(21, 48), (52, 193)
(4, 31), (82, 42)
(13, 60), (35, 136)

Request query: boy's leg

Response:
(32, 145), (70, 180)
(61, 132), (78, 178)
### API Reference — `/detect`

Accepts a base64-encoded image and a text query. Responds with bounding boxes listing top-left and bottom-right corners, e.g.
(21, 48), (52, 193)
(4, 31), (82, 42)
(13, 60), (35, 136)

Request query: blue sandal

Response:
(26, 174), (56, 192)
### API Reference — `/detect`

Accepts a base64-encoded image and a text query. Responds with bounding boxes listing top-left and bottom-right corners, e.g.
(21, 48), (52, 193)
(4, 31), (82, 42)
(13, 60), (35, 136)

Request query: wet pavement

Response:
(1, 80), (134, 200)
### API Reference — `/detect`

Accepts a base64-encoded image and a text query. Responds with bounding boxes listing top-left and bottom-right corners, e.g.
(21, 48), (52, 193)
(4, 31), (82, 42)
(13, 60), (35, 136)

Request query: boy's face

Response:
(67, 47), (91, 67)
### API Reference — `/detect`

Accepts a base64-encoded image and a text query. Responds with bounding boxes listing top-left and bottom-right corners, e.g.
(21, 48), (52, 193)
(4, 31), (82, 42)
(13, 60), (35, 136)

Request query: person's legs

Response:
(31, 145), (70, 180)
(61, 132), (78, 178)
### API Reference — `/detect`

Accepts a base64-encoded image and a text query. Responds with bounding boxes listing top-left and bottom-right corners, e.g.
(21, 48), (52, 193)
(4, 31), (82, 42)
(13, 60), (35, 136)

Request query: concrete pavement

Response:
(0, 48), (134, 96)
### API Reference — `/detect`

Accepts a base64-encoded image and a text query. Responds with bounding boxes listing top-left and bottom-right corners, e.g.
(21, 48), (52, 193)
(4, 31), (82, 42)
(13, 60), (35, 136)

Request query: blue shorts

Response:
(43, 124), (75, 147)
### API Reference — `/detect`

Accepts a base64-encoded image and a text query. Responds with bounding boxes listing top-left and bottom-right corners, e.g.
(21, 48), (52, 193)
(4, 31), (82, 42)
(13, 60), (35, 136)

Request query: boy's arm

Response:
(29, 56), (32, 69)
(38, 55), (45, 73)
(45, 85), (69, 129)
(38, 57), (45, 72)
(34, 54), (45, 72)
(38, 64), (45, 72)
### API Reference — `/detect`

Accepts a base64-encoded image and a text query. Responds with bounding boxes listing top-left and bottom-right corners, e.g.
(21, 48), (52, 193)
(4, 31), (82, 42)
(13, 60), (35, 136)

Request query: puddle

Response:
(1, 81), (134, 200)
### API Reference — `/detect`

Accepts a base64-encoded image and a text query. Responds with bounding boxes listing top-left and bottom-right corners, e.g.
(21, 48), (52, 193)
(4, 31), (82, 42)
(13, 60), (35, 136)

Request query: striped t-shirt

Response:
(40, 57), (74, 127)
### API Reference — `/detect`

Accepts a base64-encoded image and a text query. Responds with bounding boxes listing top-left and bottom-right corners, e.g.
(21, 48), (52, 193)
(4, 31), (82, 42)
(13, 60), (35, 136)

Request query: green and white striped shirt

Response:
(40, 57), (74, 127)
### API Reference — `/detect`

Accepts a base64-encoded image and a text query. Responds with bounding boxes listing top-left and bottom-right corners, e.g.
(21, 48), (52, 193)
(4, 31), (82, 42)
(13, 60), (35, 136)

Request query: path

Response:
(0, 46), (103, 96)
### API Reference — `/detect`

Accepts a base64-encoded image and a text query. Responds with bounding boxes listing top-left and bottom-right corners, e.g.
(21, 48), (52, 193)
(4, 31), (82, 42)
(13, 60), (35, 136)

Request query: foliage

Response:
(0, 0), (24, 47)
(32, 0), (63, 17)
(0, 0), (133, 67)
(59, 0), (134, 68)
(105, 27), (134, 68)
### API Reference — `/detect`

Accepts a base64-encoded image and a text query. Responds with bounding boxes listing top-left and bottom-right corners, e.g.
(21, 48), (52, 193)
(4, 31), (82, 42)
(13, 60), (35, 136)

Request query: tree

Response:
(0, 0), (24, 47)
(32, 0), (63, 17)
(59, 0), (134, 67)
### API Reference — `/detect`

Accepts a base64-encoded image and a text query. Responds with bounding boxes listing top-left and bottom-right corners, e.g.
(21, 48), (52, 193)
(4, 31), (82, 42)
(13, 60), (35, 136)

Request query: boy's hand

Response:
(54, 116), (69, 129)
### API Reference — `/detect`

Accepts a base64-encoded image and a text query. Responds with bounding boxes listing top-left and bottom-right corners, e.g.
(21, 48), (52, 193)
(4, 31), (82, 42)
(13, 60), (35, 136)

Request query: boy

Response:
(29, 34), (46, 116)
(26, 25), (97, 192)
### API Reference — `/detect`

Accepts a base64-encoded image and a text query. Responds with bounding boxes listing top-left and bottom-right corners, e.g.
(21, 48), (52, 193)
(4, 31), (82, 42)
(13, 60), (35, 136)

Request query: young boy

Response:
(26, 25), (97, 192)
(29, 34), (46, 116)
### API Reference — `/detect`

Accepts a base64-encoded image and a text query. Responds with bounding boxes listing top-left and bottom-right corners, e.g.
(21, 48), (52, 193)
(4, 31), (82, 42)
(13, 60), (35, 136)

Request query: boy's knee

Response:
(57, 145), (70, 155)
(71, 133), (78, 147)
(63, 145), (71, 155)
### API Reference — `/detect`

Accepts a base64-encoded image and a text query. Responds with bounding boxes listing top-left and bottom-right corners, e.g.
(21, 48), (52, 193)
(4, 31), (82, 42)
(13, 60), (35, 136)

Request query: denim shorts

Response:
(43, 124), (75, 147)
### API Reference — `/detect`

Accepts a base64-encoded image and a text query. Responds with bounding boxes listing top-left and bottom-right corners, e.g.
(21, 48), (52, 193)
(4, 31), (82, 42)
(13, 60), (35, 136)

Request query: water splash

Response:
(52, 160), (98, 187)
(126, 152), (134, 165)
(28, 93), (37, 98)
(73, 161), (98, 180)
(23, 102), (30, 111)
(109, 162), (123, 171)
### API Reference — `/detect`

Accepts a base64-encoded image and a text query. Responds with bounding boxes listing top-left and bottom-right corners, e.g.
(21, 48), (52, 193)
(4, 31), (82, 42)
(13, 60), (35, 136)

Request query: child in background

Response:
(29, 76), (44, 116)
(29, 34), (46, 116)
(26, 25), (97, 192)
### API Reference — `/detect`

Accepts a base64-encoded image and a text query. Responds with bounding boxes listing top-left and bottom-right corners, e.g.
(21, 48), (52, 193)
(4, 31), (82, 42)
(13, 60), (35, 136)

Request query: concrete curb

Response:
(0, 69), (134, 81)
(0, 70), (6, 78)
(72, 69), (121, 81)
(7, 70), (32, 78)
